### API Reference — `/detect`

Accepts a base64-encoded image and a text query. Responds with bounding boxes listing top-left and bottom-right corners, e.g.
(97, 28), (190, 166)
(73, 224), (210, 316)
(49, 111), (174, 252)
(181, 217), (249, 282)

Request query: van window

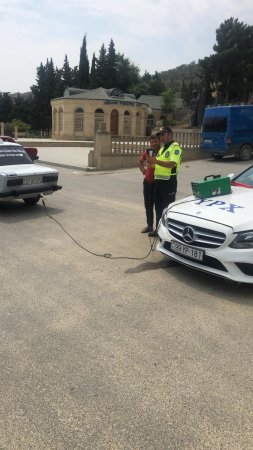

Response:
(232, 109), (253, 132)
(203, 117), (227, 132)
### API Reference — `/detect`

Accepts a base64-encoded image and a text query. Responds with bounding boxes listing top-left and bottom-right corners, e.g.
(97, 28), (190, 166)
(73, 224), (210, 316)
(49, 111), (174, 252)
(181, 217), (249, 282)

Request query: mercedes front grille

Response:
(167, 219), (226, 248)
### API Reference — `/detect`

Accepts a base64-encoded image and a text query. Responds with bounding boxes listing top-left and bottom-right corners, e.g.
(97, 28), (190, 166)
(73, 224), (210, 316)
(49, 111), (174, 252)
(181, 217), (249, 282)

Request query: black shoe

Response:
(141, 227), (153, 233)
(148, 230), (158, 237)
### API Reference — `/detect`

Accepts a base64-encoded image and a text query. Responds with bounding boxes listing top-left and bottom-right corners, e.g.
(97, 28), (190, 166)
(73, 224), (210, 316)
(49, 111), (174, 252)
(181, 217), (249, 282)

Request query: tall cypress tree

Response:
(60, 55), (79, 90)
(78, 34), (90, 89)
(62, 54), (74, 87)
(89, 53), (98, 88)
(96, 44), (107, 87)
(106, 39), (117, 88)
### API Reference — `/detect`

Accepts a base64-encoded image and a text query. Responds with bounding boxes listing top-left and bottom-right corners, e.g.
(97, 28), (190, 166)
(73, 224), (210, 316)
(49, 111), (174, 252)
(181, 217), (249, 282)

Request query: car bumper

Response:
(0, 184), (62, 199)
(157, 222), (253, 284)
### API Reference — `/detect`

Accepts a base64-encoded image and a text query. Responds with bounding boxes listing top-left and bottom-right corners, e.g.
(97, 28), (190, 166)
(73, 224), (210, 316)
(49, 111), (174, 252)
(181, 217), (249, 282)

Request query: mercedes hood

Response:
(166, 187), (253, 232)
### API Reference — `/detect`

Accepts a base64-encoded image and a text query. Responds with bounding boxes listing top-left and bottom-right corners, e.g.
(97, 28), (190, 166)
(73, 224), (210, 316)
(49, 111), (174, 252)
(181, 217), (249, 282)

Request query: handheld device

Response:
(147, 148), (154, 157)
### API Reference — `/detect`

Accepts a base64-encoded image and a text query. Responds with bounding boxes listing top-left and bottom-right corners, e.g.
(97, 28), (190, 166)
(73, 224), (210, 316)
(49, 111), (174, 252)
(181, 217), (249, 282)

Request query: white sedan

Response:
(157, 165), (253, 283)
(0, 142), (62, 205)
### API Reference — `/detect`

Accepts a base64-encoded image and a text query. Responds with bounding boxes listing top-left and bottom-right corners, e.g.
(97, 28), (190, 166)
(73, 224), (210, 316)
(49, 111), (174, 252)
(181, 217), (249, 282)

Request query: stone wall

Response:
(51, 98), (147, 140)
(89, 130), (207, 170)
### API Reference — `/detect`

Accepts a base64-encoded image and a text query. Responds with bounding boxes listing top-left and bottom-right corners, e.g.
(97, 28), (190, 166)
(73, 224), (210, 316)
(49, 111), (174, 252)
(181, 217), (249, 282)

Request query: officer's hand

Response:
(147, 156), (156, 165)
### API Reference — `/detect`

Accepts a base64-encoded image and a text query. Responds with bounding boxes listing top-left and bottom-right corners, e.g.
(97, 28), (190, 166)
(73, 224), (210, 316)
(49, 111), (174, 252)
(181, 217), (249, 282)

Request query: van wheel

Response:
(239, 144), (252, 161)
(23, 196), (41, 205)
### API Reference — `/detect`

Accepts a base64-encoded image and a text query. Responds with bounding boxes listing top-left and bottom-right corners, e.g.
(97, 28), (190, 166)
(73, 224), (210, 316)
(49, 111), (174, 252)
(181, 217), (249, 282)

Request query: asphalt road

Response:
(0, 157), (252, 449)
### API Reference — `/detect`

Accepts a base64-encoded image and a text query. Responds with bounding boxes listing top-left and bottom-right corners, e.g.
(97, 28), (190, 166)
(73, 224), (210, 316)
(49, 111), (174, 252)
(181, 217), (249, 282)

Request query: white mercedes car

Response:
(0, 141), (62, 205)
(157, 165), (253, 283)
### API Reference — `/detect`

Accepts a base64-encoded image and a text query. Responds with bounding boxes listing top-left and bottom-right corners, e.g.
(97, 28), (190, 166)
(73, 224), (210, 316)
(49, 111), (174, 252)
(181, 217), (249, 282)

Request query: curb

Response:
(38, 160), (98, 172)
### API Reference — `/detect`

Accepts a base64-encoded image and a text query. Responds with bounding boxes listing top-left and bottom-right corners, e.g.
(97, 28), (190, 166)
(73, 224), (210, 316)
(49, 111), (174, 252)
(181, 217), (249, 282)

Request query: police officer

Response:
(147, 127), (182, 237)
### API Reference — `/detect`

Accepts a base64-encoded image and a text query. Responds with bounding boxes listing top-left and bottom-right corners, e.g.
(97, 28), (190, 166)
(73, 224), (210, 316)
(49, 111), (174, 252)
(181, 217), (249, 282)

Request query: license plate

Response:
(204, 139), (212, 144)
(171, 240), (204, 261)
(23, 175), (43, 185)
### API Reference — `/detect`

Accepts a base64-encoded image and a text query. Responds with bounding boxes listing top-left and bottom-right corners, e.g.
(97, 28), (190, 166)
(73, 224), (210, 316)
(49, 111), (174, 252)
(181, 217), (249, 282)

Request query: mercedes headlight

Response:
(230, 231), (253, 249)
(161, 208), (167, 227)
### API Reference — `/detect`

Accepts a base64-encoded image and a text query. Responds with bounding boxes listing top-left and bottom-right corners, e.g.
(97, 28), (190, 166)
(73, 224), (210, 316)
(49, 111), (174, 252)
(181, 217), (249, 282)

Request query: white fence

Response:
(88, 130), (205, 170)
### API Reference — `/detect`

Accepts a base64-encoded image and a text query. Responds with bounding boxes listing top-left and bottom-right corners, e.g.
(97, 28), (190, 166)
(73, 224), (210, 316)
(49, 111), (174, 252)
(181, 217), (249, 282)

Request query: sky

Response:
(1, 0), (253, 93)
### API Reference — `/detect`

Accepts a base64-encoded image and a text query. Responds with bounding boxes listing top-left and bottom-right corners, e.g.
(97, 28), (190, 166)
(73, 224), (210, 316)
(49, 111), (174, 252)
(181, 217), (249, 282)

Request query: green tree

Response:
(30, 62), (48, 131)
(160, 62), (200, 91)
(9, 118), (31, 132)
(161, 88), (176, 114)
(199, 18), (253, 104)
(10, 93), (32, 124)
(149, 72), (166, 95)
(89, 53), (97, 88)
(31, 59), (60, 132)
(0, 92), (13, 122)
(116, 53), (139, 91)
(181, 79), (202, 107)
(62, 55), (72, 86)
(96, 43), (107, 87)
(89, 40), (140, 91)
(78, 34), (90, 88)
(61, 54), (79, 88)
(106, 39), (117, 87)
(132, 71), (165, 97)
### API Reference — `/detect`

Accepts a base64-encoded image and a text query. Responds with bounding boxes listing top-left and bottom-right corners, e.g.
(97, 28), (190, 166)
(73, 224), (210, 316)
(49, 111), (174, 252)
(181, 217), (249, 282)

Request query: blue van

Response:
(201, 105), (253, 160)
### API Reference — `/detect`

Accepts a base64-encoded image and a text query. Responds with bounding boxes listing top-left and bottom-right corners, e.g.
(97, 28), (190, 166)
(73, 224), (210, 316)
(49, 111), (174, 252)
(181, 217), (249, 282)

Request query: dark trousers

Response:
(154, 177), (177, 228)
(143, 179), (155, 229)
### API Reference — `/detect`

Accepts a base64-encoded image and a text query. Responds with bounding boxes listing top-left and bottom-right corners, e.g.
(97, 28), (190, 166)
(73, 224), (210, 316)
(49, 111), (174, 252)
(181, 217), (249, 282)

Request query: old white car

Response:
(157, 165), (253, 283)
(0, 142), (62, 205)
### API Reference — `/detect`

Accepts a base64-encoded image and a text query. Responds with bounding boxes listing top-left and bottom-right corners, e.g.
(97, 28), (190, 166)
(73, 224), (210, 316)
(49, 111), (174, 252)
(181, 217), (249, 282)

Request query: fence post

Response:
(91, 124), (112, 170)
(0, 122), (4, 135)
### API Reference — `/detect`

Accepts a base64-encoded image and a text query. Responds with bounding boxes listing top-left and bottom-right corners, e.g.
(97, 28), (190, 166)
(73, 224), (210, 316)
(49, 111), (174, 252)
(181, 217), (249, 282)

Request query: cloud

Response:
(0, 0), (253, 91)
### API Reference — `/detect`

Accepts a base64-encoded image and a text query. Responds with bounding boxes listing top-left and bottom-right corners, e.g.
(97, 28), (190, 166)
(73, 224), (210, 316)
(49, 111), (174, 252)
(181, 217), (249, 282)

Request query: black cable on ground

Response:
(42, 199), (158, 261)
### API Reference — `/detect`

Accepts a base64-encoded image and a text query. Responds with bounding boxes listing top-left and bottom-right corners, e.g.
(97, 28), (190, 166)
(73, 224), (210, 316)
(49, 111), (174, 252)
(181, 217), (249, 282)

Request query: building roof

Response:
(138, 95), (162, 110)
(57, 87), (148, 106)
(138, 94), (184, 110)
(64, 87), (88, 96)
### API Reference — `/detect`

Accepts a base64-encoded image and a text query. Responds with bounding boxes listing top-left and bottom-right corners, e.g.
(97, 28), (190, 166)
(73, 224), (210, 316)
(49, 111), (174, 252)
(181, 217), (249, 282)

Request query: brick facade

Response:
(51, 88), (148, 140)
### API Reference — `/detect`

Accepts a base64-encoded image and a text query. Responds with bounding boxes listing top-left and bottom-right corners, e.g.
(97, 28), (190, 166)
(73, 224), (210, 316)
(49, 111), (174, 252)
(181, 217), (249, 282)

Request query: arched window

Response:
(58, 108), (63, 132)
(74, 108), (84, 132)
(123, 111), (131, 135)
(136, 112), (141, 136)
(110, 109), (119, 135)
(94, 108), (104, 132)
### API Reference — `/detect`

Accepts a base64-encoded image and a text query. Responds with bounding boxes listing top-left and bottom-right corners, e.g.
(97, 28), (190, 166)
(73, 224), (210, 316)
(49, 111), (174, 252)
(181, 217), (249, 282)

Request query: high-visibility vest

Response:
(154, 141), (182, 179)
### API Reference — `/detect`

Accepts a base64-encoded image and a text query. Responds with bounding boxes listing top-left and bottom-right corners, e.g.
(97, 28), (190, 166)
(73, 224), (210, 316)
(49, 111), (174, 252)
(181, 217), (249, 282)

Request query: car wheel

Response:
(23, 195), (41, 205)
(212, 154), (223, 159)
(239, 144), (252, 161)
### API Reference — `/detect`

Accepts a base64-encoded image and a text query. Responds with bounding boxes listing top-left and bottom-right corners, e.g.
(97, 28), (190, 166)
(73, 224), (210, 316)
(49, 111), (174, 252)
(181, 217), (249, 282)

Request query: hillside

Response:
(159, 61), (201, 91)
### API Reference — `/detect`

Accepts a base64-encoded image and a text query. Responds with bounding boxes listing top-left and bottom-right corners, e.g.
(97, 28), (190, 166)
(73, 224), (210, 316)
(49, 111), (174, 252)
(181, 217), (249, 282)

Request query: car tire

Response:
(23, 195), (41, 205)
(239, 144), (252, 161)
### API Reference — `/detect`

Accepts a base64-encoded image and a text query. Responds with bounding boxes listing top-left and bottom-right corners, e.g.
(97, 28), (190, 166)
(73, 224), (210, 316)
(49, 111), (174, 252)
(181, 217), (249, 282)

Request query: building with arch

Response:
(51, 87), (149, 140)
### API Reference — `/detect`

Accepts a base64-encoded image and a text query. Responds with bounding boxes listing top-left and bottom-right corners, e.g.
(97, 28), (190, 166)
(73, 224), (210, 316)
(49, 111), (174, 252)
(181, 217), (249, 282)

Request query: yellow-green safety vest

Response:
(154, 141), (182, 180)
